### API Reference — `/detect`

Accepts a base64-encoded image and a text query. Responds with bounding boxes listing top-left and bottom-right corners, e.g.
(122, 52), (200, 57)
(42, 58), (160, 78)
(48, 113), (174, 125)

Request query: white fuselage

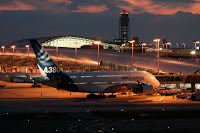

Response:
(64, 71), (160, 93)
(0, 71), (160, 93)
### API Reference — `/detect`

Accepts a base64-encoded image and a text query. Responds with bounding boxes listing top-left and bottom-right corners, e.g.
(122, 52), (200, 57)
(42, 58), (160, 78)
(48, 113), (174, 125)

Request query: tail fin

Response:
(30, 40), (62, 79)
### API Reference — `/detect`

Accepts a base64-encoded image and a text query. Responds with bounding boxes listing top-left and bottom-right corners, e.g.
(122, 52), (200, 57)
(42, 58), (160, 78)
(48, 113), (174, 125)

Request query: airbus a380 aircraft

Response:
(29, 40), (160, 98)
(0, 40), (160, 98)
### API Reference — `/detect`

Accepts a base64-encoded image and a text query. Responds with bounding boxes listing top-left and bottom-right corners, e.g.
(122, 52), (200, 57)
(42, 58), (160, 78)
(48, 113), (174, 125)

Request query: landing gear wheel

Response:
(108, 94), (116, 98)
(31, 84), (41, 88)
(87, 93), (107, 98)
(139, 88), (143, 93)
(37, 85), (41, 88)
(133, 89), (138, 94)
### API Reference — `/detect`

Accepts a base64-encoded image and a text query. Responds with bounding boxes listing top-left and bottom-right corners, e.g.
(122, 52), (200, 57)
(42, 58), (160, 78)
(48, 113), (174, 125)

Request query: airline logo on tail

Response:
(30, 40), (61, 79)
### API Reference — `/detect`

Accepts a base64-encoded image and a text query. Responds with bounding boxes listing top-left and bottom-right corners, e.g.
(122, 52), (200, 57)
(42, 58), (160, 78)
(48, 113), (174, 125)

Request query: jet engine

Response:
(133, 82), (154, 94)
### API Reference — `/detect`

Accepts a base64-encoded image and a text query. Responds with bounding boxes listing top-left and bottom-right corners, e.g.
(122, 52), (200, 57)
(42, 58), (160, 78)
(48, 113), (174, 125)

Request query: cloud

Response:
(0, 1), (36, 12)
(114, 0), (200, 15)
(73, 5), (109, 13)
(0, 0), (73, 13)
(2, 0), (199, 15)
(48, 0), (72, 5)
(0, 0), (109, 13)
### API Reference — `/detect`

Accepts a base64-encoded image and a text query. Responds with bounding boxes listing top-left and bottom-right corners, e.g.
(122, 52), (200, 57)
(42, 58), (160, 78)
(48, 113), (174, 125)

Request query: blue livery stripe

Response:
(30, 40), (61, 79)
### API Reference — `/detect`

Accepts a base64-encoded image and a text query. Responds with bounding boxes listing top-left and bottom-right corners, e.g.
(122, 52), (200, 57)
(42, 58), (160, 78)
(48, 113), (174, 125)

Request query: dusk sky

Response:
(0, 0), (200, 48)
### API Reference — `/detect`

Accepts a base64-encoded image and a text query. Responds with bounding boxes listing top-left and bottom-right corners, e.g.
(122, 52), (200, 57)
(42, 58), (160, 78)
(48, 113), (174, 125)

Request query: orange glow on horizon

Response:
(3, 52), (98, 66)
(117, 0), (200, 15)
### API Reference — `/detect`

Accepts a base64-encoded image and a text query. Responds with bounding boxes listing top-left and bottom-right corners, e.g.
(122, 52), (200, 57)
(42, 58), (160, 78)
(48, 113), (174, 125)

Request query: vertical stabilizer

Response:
(30, 40), (61, 79)
(30, 39), (79, 92)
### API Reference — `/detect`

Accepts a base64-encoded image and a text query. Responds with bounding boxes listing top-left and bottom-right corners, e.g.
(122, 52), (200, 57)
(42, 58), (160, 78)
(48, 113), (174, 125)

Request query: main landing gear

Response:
(31, 83), (41, 88)
(86, 93), (116, 98)
(108, 94), (116, 98)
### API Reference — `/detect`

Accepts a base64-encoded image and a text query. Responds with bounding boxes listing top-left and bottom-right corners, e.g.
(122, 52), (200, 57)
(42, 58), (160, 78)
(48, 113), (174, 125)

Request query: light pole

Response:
(166, 42), (171, 51)
(141, 43), (146, 55)
(194, 40), (200, 60)
(10, 45), (15, 65)
(166, 42), (171, 57)
(176, 43), (179, 52)
(121, 43), (125, 53)
(94, 40), (101, 71)
(155, 44), (157, 49)
(181, 43), (186, 52)
(25, 45), (29, 67)
(153, 38), (161, 75)
(1, 46), (5, 65)
(129, 40), (135, 70)
(56, 44), (58, 64)
(74, 42), (78, 71)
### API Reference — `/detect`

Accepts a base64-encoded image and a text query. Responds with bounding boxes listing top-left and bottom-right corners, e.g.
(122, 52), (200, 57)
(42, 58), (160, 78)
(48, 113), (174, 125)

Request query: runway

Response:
(1, 81), (200, 133)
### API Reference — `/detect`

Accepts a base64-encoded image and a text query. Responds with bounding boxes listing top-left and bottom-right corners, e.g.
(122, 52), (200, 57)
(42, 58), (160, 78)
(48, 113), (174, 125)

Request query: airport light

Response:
(25, 45), (29, 67)
(165, 42), (171, 57)
(94, 40), (101, 71)
(165, 42), (169, 51)
(153, 38), (161, 75)
(181, 43), (186, 52)
(176, 43), (179, 52)
(1, 46), (5, 65)
(166, 42), (172, 50)
(74, 42), (78, 71)
(190, 51), (196, 55)
(10, 45), (15, 65)
(129, 40), (135, 70)
(121, 43), (126, 53)
(141, 43), (146, 55)
(194, 40), (200, 60)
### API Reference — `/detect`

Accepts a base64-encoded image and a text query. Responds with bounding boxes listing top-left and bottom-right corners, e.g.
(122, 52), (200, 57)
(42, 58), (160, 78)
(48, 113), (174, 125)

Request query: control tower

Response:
(119, 10), (129, 43)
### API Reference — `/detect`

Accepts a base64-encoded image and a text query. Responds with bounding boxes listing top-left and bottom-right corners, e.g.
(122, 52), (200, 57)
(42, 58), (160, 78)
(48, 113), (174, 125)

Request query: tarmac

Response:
(1, 81), (200, 133)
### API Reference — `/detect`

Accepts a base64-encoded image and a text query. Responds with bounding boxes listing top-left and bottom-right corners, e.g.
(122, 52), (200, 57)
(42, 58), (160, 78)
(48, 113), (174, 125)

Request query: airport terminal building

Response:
(13, 36), (120, 50)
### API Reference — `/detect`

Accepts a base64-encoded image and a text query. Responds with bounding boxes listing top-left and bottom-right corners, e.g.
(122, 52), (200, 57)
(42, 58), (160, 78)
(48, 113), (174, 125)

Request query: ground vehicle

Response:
(0, 85), (6, 89)
(190, 91), (200, 100)
(181, 87), (192, 92)
(159, 88), (180, 96)
(176, 93), (192, 99)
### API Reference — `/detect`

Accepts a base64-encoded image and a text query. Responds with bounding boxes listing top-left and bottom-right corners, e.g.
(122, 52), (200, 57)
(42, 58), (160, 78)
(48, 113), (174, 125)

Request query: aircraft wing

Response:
(103, 82), (154, 94)
(9, 75), (51, 83)
(9, 76), (34, 83)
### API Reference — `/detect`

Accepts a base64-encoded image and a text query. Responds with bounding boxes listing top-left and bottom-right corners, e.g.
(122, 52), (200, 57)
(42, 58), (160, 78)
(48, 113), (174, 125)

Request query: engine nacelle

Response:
(141, 84), (154, 94)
